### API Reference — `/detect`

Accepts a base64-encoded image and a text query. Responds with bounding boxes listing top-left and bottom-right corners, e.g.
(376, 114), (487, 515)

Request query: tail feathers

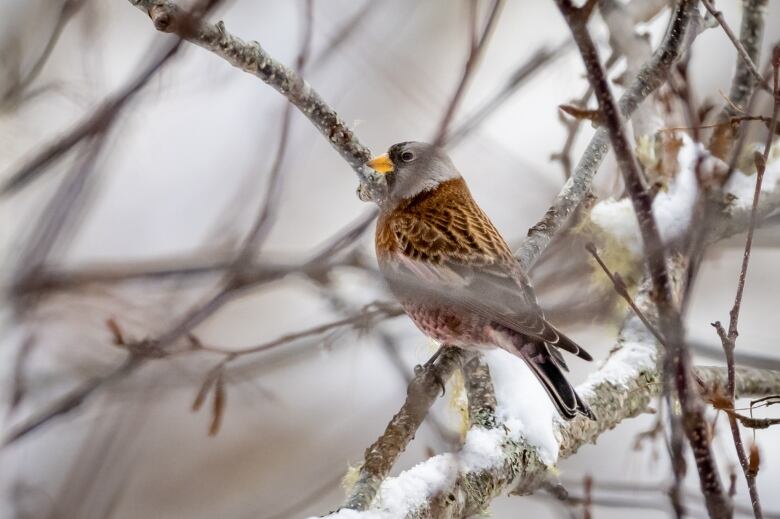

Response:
(549, 325), (593, 362)
(521, 342), (595, 421)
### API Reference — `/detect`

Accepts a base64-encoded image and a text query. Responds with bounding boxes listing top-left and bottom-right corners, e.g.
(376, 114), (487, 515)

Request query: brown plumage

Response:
(368, 142), (595, 420)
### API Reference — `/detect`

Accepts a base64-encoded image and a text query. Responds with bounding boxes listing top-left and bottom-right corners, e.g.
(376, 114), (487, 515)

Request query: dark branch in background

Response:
(4, 204), (378, 445)
(708, 0), (769, 160)
(126, 0), (385, 200)
(702, 0), (769, 93)
(554, 2), (732, 519)
(550, 477), (780, 519)
(310, 0), (378, 69)
(517, 0), (696, 270)
(2, 357), (140, 446)
(432, 0), (505, 146)
(553, 83), (596, 179)
(14, 138), (106, 285)
(0, 0), (86, 108)
(712, 53), (779, 519)
(233, 0), (314, 269)
(1, 35), (184, 196)
(444, 41), (571, 147)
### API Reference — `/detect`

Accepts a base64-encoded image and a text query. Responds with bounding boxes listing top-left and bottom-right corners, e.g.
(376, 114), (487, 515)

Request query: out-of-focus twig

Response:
(0, 0), (226, 196)
(0, 0), (87, 108)
(585, 243), (665, 345)
(445, 41), (571, 147)
(432, 0), (505, 146)
(2, 356), (141, 446)
(702, 0), (769, 94)
(707, 0), (769, 160)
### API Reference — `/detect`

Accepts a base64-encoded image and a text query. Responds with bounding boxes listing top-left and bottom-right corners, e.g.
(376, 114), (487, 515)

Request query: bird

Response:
(366, 141), (595, 421)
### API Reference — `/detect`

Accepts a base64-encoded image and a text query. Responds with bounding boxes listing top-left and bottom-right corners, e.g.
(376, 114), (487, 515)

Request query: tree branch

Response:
(342, 348), (473, 511)
(707, 0), (769, 160)
(127, 0), (385, 201)
(517, 0), (697, 270)
(556, 1), (730, 517)
(325, 257), (780, 518)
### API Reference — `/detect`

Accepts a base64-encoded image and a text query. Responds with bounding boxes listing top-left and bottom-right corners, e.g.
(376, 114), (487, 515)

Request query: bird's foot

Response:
(414, 347), (446, 396)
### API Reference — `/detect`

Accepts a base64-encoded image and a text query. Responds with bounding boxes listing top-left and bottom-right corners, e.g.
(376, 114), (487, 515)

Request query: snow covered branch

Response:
(324, 254), (780, 519)
(517, 0), (697, 270)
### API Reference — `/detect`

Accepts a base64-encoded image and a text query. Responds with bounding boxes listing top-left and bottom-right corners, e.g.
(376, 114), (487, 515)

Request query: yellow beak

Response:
(366, 153), (394, 174)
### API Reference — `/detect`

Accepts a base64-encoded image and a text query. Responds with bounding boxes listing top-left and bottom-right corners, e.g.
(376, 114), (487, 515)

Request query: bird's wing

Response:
(383, 203), (591, 361)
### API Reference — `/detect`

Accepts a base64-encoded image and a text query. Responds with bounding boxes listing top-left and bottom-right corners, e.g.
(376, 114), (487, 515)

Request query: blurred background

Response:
(1, 0), (780, 517)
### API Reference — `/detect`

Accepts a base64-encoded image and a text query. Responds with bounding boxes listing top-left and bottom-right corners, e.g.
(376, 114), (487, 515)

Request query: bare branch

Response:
(0, 0), (86, 108)
(711, 54), (779, 519)
(702, 0), (769, 94)
(708, 0), (769, 160)
(127, 0), (384, 200)
(432, 0), (505, 146)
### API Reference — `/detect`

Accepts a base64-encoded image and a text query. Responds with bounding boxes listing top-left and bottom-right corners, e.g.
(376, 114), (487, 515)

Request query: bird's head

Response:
(365, 142), (460, 205)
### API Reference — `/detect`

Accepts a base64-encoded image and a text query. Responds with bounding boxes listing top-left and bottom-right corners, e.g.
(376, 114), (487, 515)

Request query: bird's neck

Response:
(382, 177), (469, 214)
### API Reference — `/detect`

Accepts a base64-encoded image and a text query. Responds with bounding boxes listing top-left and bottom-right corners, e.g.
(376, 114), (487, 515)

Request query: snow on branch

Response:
(324, 255), (780, 519)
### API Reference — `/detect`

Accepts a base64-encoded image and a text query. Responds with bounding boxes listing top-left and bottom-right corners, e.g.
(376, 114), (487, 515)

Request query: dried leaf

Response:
(705, 384), (732, 411)
(559, 104), (603, 125)
(106, 318), (125, 345)
(754, 151), (766, 176)
(748, 443), (760, 477)
(192, 366), (220, 412)
(209, 371), (226, 437)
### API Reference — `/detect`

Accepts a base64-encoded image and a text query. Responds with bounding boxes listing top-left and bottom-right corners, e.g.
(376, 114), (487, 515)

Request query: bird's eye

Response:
(400, 151), (415, 162)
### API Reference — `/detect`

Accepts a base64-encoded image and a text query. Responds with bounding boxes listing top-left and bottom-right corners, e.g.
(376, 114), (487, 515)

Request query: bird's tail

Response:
(517, 341), (595, 421)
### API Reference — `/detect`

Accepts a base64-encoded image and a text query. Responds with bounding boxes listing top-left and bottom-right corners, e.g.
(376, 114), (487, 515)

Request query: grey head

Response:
(365, 142), (461, 207)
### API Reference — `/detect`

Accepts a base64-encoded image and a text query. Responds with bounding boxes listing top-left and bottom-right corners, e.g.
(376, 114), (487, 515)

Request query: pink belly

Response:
(402, 302), (492, 348)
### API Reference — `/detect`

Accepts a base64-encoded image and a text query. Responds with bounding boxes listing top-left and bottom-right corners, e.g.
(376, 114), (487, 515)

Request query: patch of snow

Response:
(725, 147), (780, 208)
(482, 349), (559, 464)
(577, 320), (657, 398)
(372, 454), (458, 517)
(459, 426), (506, 472)
(590, 134), (701, 255)
(320, 349), (565, 519)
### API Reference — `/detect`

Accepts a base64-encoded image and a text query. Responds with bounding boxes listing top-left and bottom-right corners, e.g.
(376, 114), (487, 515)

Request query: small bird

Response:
(366, 142), (595, 420)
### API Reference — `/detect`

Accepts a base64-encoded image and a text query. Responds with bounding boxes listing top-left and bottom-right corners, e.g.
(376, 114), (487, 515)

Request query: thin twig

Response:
(233, 0), (314, 269)
(0, 0), (224, 196)
(445, 41), (571, 147)
(702, 0), (769, 94)
(432, 0), (505, 146)
(0, 0), (86, 107)
(711, 51), (779, 519)
(585, 243), (665, 345)
(709, 0), (770, 159)
(2, 356), (142, 446)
